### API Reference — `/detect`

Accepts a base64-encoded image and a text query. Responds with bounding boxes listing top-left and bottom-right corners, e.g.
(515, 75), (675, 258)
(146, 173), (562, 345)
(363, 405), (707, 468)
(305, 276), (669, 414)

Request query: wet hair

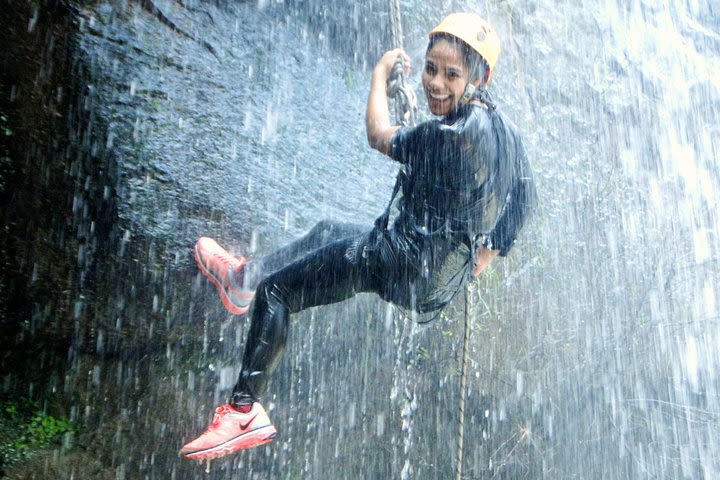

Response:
(426, 33), (489, 84)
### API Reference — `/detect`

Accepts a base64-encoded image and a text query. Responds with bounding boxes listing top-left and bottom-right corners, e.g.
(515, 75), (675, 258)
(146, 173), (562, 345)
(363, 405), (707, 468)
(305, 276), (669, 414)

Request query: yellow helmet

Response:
(429, 13), (501, 82)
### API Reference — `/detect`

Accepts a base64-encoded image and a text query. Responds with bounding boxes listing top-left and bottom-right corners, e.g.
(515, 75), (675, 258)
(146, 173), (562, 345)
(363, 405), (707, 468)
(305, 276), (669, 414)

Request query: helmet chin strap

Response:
(460, 67), (490, 105)
(460, 82), (476, 103)
(459, 80), (497, 111)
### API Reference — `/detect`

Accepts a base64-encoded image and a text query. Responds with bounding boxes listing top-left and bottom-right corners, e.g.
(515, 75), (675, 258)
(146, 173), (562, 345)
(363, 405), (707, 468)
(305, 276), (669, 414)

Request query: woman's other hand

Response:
(472, 246), (499, 276)
(366, 49), (410, 155)
(374, 48), (411, 79)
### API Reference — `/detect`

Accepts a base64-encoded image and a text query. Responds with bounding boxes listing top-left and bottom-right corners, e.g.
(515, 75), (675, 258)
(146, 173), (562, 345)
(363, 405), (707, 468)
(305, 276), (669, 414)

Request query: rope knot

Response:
(387, 56), (418, 127)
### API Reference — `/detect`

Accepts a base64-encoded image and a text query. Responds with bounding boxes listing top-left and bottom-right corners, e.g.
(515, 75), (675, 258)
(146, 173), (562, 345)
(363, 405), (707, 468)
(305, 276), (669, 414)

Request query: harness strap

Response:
(374, 168), (405, 230)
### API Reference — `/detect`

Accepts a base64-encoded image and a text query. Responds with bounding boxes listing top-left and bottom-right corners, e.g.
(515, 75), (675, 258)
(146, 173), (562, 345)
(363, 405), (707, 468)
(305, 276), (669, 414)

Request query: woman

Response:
(181, 12), (536, 460)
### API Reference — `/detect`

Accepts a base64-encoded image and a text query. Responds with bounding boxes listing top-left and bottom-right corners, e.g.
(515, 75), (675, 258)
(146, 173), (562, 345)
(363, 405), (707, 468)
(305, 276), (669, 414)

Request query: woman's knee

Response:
(309, 219), (338, 237)
(309, 219), (365, 243)
(253, 277), (291, 336)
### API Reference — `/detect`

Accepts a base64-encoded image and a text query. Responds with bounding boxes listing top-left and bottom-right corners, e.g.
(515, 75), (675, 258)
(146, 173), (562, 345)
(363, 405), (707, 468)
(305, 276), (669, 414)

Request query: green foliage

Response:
(0, 399), (74, 469)
(0, 114), (11, 137)
(415, 346), (430, 362)
(343, 69), (354, 89)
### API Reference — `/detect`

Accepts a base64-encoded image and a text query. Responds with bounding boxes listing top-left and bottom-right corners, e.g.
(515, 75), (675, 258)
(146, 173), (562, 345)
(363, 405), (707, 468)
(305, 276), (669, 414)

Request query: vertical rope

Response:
(389, 0), (403, 49)
(386, 0), (416, 126)
(456, 283), (473, 480)
(386, 3), (472, 478)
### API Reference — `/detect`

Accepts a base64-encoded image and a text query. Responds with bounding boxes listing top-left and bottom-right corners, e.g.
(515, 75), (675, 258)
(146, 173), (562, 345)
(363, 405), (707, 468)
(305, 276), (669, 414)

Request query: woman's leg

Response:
(242, 220), (366, 289)
(231, 232), (378, 404)
(181, 232), (375, 459)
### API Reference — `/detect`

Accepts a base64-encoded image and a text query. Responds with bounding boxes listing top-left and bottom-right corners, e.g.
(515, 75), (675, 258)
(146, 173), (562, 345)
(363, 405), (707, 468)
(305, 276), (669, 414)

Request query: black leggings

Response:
(232, 220), (381, 402)
(231, 219), (467, 403)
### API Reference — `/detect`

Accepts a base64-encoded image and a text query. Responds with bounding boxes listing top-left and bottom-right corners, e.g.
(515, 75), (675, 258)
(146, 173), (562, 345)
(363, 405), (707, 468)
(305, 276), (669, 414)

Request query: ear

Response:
(472, 75), (487, 88)
(471, 63), (490, 87)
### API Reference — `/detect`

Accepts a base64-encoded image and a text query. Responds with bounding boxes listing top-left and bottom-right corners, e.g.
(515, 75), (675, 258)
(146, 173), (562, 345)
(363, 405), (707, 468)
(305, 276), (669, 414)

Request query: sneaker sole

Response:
(181, 424), (277, 460)
(194, 242), (252, 315)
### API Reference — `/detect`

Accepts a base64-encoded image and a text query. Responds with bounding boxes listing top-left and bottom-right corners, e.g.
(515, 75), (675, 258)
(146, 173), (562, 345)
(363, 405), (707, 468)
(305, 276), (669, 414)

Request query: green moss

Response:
(415, 346), (430, 362)
(0, 114), (11, 136)
(344, 69), (354, 89)
(0, 398), (74, 469)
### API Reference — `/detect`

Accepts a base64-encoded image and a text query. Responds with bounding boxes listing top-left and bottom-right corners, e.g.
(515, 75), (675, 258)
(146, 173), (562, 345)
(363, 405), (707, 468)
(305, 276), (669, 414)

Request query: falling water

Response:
(1, 0), (719, 478)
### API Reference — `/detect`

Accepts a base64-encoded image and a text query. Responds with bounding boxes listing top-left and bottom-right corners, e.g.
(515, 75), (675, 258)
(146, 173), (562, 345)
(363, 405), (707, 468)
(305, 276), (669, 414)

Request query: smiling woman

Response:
(181, 12), (536, 462)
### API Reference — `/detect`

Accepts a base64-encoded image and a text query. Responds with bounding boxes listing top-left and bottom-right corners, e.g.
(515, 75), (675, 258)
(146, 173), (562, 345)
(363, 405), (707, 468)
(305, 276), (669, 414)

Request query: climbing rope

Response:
(387, 0), (417, 127)
(389, 0), (404, 50)
(385, 2), (472, 479)
(456, 283), (474, 480)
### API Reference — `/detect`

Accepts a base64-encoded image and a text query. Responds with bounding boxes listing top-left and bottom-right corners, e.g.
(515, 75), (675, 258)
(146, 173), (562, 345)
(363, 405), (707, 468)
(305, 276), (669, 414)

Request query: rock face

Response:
(1, 1), (77, 349)
(2, 0), (720, 478)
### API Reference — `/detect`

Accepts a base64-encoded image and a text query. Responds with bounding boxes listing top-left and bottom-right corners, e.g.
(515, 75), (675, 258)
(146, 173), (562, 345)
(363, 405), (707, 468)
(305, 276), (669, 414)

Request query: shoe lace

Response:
(212, 250), (234, 264)
(211, 405), (234, 427)
(209, 250), (245, 274)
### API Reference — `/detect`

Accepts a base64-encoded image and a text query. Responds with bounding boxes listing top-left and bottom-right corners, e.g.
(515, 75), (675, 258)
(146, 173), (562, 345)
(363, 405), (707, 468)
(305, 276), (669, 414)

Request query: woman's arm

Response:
(486, 171), (537, 257)
(366, 49), (410, 155)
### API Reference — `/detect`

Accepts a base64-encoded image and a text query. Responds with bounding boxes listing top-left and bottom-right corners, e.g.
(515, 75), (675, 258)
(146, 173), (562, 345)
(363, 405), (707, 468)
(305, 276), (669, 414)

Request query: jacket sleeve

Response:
(487, 151), (537, 256)
(389, 121), (446, 165)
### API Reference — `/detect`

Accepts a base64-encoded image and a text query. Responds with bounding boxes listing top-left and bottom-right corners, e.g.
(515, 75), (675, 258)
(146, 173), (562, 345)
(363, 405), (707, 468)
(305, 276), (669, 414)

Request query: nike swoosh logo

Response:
(240, 414), (258, 431)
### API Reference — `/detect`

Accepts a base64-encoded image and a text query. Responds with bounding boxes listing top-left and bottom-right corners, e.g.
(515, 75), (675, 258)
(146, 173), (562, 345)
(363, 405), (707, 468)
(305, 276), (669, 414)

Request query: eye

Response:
(424, 61), (436, 75)
(447, 69), (461, 79)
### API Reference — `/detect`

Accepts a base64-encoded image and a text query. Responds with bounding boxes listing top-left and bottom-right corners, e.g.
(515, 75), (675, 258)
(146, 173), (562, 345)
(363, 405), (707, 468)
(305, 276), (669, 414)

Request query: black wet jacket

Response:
(389, 103), (536, 257)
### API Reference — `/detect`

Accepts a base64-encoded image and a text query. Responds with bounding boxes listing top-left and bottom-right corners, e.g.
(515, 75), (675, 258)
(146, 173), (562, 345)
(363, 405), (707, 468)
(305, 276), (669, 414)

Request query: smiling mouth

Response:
(428, 92), (450, 101)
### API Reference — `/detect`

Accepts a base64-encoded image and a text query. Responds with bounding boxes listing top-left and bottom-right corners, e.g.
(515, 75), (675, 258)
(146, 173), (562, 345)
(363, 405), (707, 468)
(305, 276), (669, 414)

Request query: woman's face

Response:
(422, 39), (470, 116)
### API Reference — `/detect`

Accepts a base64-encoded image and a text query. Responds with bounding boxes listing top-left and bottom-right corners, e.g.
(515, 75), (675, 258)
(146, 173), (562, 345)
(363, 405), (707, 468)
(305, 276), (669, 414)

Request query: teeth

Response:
(430, 92), (449, 100)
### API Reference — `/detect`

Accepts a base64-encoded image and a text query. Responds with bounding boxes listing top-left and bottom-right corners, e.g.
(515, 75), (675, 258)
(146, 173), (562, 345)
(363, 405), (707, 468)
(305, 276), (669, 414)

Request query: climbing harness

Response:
(385, 4), (475, 480)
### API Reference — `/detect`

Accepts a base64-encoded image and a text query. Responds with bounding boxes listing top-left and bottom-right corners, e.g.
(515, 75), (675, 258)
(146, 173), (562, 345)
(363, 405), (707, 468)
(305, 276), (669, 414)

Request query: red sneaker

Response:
(194, 237), (254, 315)
(180, 403), (277, 460)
